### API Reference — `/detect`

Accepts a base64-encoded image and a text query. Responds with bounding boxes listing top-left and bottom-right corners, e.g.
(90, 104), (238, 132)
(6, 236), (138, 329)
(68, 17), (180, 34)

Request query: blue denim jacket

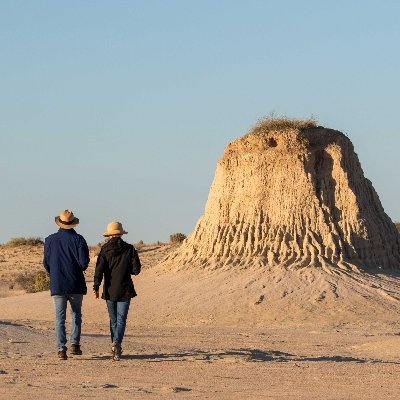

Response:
(43, 229), (89, 295)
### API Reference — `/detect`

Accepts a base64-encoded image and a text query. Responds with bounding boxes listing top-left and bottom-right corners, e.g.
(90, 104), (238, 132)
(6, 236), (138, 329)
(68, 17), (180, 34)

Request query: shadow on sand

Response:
(90, 348), (397, 364)
(137, 247), (160, 254)
(0, 320), (24, 327)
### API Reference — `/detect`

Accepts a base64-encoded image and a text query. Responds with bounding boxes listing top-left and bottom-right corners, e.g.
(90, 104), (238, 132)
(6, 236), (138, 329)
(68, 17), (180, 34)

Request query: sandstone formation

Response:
(166, 118), (400, 270)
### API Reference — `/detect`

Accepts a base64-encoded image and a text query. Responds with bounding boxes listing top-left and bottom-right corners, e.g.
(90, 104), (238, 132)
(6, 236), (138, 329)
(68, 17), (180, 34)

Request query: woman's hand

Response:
(93, 290), (99, 299)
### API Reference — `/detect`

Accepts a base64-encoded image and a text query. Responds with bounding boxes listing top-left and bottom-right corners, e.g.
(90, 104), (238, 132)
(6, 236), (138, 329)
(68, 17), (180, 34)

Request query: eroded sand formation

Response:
(166, 119), (400, 270)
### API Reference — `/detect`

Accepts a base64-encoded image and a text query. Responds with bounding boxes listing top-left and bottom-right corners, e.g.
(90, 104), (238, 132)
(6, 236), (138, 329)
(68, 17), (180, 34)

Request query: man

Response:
(93, 221), (141, 361)
(43, 209), (89, 360)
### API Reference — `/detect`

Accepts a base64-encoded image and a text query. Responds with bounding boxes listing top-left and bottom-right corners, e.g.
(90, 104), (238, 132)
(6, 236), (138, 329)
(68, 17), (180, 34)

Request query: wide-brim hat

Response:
(55, 209), (79, 229)
(103, 221), (128, 237)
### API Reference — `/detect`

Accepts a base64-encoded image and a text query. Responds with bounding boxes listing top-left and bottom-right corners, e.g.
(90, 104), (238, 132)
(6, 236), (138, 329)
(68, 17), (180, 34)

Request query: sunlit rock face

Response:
(166, 120), (400, 270)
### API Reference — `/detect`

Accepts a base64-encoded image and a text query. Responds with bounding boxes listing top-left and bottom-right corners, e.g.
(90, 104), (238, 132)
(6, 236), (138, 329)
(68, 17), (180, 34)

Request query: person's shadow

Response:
(88, 348), (398, 364)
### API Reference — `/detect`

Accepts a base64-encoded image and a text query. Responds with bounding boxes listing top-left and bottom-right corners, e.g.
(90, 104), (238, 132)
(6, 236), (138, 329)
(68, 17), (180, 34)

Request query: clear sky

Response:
(1, 0), (399, 245)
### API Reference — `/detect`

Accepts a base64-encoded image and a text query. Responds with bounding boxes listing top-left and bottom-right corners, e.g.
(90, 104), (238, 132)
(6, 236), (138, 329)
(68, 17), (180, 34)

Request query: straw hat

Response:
(55, 209), (79, 229)
(103, 221), (128, 237)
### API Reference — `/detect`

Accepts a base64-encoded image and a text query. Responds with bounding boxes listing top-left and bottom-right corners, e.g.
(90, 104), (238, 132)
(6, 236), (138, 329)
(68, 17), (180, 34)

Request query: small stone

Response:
(255, 295), (265, 305)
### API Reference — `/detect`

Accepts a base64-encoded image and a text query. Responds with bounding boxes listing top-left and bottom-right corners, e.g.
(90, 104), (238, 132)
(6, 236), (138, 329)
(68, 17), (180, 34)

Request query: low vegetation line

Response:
(2, 237), (44, 247)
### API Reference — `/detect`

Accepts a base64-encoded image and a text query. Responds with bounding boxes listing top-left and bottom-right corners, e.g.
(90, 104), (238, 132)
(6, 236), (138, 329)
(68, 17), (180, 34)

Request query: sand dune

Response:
(2, 244), (400, 329)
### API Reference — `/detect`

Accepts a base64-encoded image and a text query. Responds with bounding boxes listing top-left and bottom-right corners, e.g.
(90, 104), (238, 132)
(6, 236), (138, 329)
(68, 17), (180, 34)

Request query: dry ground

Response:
(0, 244), (400, 399)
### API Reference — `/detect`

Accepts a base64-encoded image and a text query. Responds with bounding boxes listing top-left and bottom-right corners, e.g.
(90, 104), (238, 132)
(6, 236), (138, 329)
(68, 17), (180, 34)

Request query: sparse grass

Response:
(5, 237), (44, 247)
(14, 270), (50, 293)
(249, 114), (317, 136)
(170, 233), (187, 244)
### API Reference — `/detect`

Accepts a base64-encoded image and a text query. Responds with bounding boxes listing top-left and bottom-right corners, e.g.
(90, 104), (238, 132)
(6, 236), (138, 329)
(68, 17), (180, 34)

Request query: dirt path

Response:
(1, 321), (400, 399)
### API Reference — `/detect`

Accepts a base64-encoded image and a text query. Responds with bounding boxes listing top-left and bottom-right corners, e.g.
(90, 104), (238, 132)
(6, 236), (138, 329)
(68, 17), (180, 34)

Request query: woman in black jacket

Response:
(93, 221), (141, 361)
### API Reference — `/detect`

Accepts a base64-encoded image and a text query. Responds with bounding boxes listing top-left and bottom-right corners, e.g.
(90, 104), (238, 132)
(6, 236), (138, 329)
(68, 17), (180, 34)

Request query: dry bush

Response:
(250, 114), (317, 136)
(135, 240), (145, 249)
(170, 233), (187, 244)
(90, 241), (107, 256)
(396, 222), (400, 233)
(14, 270), (50, 293)
(5, 237), (44, 247)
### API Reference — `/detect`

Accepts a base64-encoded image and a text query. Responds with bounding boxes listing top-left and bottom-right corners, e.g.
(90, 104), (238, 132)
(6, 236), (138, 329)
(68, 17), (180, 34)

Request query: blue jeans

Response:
(106, 299), (131, 345)
(52, 294), (83, 351)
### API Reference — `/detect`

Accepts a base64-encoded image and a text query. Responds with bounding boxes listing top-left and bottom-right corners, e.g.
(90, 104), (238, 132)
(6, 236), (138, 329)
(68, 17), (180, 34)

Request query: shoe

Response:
(70, 344), (82, 355)
(58, 350), (67, 360)
(111, 342), (122, 361)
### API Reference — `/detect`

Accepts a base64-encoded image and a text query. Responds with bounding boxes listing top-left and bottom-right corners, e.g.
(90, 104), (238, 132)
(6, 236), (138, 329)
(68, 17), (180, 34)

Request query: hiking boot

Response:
(58, 350), (67, 360)
(70, 344), (82, 355)
(111, 341), (120, 355)
(111, 342), (122, 361)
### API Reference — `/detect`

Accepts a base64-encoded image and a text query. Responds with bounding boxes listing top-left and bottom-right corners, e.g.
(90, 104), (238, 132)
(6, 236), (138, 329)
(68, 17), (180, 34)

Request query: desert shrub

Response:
(14, 270), (50, 293)
(395, 222), (400, 233)
(250, 114), (317, 136)
(92, 246), (102, 256)
(135, 240), (145, 249)
(90, 240), (107, 256)
(6, 237), (44, 247)
(170, 233), (187, 244)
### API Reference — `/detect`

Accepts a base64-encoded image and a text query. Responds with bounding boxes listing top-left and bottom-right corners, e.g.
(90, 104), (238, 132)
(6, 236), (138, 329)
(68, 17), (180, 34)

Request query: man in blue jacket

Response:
(44, 209), (90, 360)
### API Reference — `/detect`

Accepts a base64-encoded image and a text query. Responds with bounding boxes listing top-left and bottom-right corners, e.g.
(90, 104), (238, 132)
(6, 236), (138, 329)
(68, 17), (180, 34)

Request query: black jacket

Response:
(93, 238), (141, 301)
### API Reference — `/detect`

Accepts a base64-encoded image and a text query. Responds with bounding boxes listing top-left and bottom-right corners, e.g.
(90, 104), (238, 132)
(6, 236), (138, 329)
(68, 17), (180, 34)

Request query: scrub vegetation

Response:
(250, 114), (317, 136)
(14, 270), (50, 293)
(170, 233), (187, 244)
(4, 237), (44, 247)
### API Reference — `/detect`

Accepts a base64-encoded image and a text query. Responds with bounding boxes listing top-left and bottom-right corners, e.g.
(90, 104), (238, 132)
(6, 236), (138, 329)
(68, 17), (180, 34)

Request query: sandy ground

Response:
(1, 244), (400, 399)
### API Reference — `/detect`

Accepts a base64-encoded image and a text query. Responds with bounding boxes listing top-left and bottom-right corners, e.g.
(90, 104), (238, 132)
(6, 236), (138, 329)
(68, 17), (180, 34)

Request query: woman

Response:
(93, 221), (141, 361)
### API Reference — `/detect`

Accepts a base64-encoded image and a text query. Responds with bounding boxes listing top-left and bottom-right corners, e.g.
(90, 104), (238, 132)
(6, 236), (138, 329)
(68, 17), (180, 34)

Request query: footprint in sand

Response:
(160, 386), (192, 393)
(100, 384), (119, 389)
(316, 291), (327, 302)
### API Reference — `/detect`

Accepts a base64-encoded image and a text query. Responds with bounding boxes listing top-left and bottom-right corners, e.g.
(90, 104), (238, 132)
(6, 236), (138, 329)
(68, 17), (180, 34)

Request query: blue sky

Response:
(1, 0), (399, 245)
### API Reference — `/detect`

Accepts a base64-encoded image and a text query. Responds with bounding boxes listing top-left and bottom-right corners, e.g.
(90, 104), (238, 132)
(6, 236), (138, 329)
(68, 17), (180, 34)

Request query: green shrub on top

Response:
(250, 114), (317, 136)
